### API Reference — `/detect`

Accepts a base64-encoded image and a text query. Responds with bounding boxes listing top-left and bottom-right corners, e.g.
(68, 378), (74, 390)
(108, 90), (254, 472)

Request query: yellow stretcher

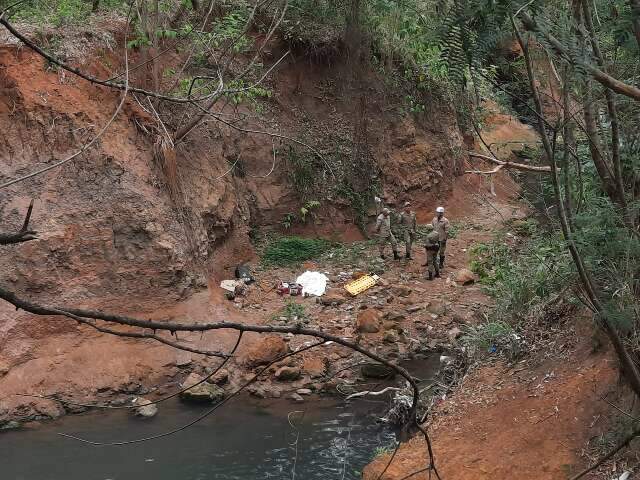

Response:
(344, 274), (380, 296)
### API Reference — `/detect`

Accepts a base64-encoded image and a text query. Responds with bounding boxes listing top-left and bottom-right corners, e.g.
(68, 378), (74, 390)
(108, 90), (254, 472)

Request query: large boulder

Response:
(356, 309), (381, 333)
(319, 289), (347, 306)
(133, 397), (158, 418)
(455, 268), (477, 285)
(179, 373), (225, 403)
(275, 366), (301, 381)
(302, 357), (326, 378)
(244, 335), (289, 367)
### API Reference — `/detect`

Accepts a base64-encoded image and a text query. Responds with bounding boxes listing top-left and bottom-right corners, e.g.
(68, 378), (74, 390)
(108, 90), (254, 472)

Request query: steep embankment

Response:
(0, 29), (465, 422)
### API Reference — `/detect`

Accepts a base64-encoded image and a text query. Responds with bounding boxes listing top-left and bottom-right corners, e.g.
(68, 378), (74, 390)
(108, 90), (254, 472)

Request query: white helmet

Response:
(436, 206), (445, 213)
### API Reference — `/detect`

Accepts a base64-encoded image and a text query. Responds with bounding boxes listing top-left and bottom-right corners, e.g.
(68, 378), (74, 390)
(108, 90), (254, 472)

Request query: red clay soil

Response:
(364, 331), (619, 480)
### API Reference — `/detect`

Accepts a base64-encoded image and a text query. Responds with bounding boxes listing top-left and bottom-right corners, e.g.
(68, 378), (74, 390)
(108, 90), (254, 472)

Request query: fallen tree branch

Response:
(345, 386), (401, 401)
(0, 199), (36, 245)
(467, 151), (552, 173)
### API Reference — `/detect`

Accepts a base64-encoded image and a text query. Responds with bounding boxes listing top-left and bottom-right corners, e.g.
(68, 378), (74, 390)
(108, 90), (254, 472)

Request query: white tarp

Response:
(295, 271), (328, 297)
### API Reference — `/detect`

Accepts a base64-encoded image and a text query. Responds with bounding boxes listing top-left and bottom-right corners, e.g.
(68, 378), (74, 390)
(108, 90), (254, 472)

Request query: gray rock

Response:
(179, 373), (225, 403)
(296, 388), (312, 395)
(133, 397), (158, 418)
(406, 305), (424, 313)
(209, 369), (229, 385)
(383, 330), (400, 343)
(275, 366), (302, 381)
(290, 393), (305, 403)
(0, 420), (21, 431)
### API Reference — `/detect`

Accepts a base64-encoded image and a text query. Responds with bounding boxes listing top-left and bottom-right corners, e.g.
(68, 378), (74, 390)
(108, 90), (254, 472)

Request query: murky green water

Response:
(1, 395), (397, 480)
(1, 357), (439, 479)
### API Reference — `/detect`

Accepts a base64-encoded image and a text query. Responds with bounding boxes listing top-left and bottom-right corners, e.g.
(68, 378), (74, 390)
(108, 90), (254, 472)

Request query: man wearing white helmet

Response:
(432, 206), (450, 269)
(375, 208), (400, 260)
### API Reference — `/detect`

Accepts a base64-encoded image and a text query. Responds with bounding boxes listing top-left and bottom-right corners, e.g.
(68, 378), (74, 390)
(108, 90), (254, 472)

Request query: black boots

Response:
(393, 251), (401, 260)
(427, 272), (433, 281)
(439, 255), (445, 269)
(405, 252), (411, 259)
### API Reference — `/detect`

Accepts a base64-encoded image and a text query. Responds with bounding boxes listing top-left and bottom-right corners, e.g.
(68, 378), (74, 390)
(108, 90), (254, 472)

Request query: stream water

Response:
(1, 357), (439, 480)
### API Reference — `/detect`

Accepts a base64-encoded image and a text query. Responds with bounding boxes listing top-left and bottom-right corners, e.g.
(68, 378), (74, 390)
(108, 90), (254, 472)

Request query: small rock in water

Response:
(133, 397), (158, 418)
(296, 388), (312, 395)
(0, 420), (21, 431)
(290, 393), (305, 403)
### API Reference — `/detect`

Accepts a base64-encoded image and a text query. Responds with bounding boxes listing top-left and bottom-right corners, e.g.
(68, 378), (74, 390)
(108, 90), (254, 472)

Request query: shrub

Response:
(262, 236), (335, 266)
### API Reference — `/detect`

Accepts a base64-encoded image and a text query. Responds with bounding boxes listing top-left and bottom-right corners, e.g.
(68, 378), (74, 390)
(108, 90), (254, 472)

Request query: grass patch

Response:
(462, 321), (521, 359)
(14, 0), (127, 26)
(261, 236), (335, 266)
(271, 300), (308, 324)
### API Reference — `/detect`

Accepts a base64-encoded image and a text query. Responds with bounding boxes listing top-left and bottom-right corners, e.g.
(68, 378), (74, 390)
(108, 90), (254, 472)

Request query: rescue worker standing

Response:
(399, 201), (417, 259)
(431, 206), (450, 269)
(423, 225), (440, 280)
(376, 208), (400, 260)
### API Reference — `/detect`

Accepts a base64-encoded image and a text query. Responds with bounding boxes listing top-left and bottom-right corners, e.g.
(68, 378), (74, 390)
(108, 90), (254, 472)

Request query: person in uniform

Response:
(375, 208), (400, 260)
(431, 206), (450, 269)
(399, 201), (417, 259)
(423, 225), (441, 280)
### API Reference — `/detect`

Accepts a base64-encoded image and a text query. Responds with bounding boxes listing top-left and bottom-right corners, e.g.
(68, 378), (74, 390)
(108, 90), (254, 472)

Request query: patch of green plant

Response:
(462, 321), (521, 359)
(262, 236), (336, 266)
(285, 147), (319, 200)
(281, 212), (296, 230)
(373, 445), (395, 458)
(280, 201), (321, 230)
(272, 300), (308, 324)
(13, 0), (127, 26)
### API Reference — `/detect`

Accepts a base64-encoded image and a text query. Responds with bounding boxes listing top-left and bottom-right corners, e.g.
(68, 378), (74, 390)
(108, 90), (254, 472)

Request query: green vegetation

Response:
(13, 0), (127, 26)
(272, 300), (308, 324)
(462, 321), (520, 359)
(261, 236), (335, 266)
(464, 220), (573, 357)
(372, 445), (395, 458)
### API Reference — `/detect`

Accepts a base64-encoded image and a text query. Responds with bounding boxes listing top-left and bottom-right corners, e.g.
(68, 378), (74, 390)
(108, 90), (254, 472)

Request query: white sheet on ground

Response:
(295, 271), (328, 296)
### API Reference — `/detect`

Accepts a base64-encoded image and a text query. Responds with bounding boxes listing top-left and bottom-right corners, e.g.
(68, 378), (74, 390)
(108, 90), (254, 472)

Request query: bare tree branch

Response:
(0, 199), (36, 245)
(467, 151), (552, 172)
(18, 331), (244, 409)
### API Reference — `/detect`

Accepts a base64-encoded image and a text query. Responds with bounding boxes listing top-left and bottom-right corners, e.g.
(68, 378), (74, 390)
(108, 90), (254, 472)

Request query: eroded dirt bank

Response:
(0, 28), (466, 424)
